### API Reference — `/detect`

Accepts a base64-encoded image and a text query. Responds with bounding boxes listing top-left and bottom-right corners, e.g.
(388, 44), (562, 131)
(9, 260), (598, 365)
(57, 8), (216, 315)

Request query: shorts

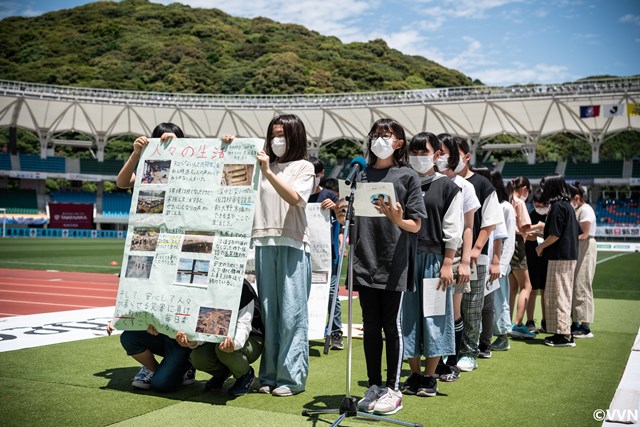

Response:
(525, 240), (548, 290)
(510, 235), (528, 270)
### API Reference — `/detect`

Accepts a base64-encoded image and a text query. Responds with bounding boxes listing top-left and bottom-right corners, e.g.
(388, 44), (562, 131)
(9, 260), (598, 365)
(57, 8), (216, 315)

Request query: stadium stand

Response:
(49, 191), (97, 204)
(502, 161), (557, 179)
(0, 153), (11, 170)
(102, 192), (132, 217)
(596, 198), (640, 225)
(18, 154), (65, 173)
(79, 158), (124, 175)
(0, 189), (39, 214)
(565, 160), (624, 179)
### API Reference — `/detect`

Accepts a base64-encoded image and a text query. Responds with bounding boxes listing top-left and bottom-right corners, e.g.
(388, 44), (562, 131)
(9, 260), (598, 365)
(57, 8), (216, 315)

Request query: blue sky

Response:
(1, 0), (639, 86)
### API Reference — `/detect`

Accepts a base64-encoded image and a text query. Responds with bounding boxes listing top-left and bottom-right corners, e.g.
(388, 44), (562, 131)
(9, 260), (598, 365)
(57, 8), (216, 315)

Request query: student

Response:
(176, 279), (264, 396)
(489, 170), (517, 351)
(353, 118), (426, 415)
(536, 175), (580, 347)
(525, 189), (549, 333)
(434, 134), (479, 381)
(401, 132), (462, 397)
(308, 157), (344, 350)
(455, 138), (503, 372)
(116, 122), (184, 189)
(569, 182), (597, 338)
(251, 114), (315, 396)
(507, 177), (543, 338)
(470, 166), (506, 359)
(110, 121), (194, 392)
(107, 323), (195, 392)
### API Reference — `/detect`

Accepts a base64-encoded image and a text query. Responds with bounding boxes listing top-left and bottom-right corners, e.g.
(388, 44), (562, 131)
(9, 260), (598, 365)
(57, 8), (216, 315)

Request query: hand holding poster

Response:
(338, 180), (397, 217)
(113, 138), (262, 343)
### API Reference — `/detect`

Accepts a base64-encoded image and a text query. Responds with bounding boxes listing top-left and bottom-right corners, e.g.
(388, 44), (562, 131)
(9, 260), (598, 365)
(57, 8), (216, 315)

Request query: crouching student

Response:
(107, 323), (195, 392)
(176, 279), (264, 396)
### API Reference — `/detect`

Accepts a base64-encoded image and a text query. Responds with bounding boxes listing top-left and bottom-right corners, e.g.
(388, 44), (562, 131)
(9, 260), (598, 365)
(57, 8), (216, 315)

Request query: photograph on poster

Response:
(141, 160), (171, 185)
(130, 227), (160, 251)
(181, 232), (215, 254)
(370, 193), (390, 204)
(175, 258), (210, 286)
(136, 190), (166, 214)
(220, 164), (254, 186)
(195, 306), (232, 336)
(125, 255), (154, 279)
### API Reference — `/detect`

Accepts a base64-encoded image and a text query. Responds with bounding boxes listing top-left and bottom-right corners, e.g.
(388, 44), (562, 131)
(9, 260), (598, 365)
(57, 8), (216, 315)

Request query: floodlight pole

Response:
(303, 180), (422, 427)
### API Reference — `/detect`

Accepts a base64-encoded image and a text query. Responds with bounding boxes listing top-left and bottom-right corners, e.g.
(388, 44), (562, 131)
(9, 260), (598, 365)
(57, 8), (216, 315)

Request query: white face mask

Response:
(271, 137), (287, 158)
(535, 206), (549, 216)
(371, 137), (395, 160)
(409, 155), (434, 174)
(435, 155), (449, 171)
(454, 157), (465, 174)
(314, 177), (321, 188)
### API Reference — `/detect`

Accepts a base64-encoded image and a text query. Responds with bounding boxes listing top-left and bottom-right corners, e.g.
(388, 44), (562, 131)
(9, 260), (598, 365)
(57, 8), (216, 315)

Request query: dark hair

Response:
(532, 188), (544, 204)
(410, 132), (441, 153)
(471, 165), (491, 181)
(323, 177), (339, 194)
(569, 181), (589, 203)
(507, 176), (531, 203)
(437, 134), (460, 171)
(455, 137), (470, 155)
(151, 122), (184, 138)
(490, 170), (510, 203)
(540, 174), (571, 204)
(366, 118), (409, 167)
(309, 156), (324, 174)
(265, 114), (308, 163)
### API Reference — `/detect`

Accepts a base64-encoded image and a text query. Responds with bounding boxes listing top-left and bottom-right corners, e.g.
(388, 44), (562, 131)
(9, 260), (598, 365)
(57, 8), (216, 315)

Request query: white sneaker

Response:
(357, 384), (383, 412)
(457, 355), (478, 372)
(132, 365), (154, 389)
(373, 388), (403, 415)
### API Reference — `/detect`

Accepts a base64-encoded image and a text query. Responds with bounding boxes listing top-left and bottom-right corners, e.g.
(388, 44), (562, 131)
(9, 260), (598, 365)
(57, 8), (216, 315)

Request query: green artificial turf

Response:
(0, 241), (638, 426)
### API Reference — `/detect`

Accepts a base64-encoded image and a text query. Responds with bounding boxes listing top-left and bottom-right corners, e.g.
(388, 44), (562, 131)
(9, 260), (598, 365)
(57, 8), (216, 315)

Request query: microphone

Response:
(344, 156), (367, 186)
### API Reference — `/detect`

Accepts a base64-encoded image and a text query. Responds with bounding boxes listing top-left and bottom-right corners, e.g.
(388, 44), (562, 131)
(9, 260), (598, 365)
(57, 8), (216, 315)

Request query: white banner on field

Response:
(112, 138), (262, 343)
(306, 204), (332, 340)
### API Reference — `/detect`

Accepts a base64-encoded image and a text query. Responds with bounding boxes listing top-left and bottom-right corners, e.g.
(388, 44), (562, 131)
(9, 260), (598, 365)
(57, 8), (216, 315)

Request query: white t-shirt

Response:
(452, 174), (480, 214)
(576, 203), (597, 237)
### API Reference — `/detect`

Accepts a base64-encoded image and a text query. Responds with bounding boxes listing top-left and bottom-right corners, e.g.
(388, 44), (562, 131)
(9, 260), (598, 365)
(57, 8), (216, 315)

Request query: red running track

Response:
(0, 268), (119, 317)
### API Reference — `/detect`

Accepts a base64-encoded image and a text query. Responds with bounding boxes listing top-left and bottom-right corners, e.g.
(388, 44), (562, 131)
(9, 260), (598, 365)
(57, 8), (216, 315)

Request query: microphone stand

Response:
(303, 177), (422, 427)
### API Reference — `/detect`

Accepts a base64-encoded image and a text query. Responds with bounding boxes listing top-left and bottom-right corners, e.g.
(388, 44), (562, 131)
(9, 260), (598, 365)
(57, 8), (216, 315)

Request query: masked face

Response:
(409, 155), (434, 174)
(535, 206), (549, 216)
(454, 157), (465, 174)
(435, 155), (449, 171)
(370, 137), (395, 160)
(271, 137), (287, 158)
(314, 176), (322, 188)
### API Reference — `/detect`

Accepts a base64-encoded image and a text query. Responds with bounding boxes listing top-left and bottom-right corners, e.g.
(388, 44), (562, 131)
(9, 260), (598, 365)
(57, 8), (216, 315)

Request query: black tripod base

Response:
(303, 396), (423, 427)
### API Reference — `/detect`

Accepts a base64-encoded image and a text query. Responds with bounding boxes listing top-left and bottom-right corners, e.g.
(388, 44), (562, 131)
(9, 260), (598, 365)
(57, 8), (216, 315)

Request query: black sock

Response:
(448, 317), (464, 366)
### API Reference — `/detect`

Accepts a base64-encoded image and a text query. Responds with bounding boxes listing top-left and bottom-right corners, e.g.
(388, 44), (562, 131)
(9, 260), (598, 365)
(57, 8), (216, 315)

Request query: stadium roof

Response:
(0, 78), (639, 162)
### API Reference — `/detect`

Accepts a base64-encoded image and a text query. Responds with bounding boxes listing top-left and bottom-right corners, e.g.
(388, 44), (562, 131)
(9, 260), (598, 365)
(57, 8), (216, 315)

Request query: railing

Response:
(1, 77), (639, 109)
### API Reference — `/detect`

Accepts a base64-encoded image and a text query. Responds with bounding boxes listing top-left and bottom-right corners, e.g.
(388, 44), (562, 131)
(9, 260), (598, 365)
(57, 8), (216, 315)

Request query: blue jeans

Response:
(327, 262), (343, 334)
(255, 245), (311, 393)
(493, 267), (512, 335)
(120, 330), (192, 392)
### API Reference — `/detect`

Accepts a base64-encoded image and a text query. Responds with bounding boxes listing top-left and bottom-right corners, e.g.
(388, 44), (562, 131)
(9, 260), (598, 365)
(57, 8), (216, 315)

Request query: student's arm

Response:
(536, 235), (560, 257)
(489, 237), (503, 282)
(116, 136), (147, 188)
(376, 200), (421, 233)
(175, 331), (199, 349)
(458, 209), (475, 284)
(439, 247), (456, 290)
(218, 300), (254, 353)
(257, 151), (312, 207)
(471, 226), (495, 265)
(579, 220), (591, 240)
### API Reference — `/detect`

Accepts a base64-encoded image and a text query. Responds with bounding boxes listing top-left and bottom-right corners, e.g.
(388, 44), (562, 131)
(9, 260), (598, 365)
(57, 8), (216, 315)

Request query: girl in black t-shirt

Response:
(536, 175), (580, 347)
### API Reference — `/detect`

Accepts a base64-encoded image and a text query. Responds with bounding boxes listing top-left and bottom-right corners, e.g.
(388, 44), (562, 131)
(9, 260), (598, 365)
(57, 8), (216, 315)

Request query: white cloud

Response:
(470, 64), (573, 86)
(620, 14), (640, 26)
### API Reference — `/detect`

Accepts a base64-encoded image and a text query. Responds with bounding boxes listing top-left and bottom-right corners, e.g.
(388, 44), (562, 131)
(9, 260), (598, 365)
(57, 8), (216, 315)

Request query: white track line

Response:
(0, 299), (94, 308)
(0, 289), (116, 300)
(0, 282), (117, 292)
(597, 253), (630, 265)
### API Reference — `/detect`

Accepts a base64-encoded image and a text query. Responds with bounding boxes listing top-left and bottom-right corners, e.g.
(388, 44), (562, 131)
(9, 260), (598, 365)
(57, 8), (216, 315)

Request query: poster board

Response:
(306, 204), (332, 340)
(112, 138), (262, 343)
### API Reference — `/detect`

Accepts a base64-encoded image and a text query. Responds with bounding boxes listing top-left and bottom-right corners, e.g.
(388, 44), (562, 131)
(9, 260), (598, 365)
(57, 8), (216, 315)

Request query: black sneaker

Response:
(544, 334), (576, 347)
(401, 372), (421, 395)
(478, 342), (492, 359)
(227, 367), (257, 396)
(204, 367), (230, 392)
(573, 325), (594, 339)
(525, 320), (538, 334)
(417, 375), (437, 397)
(331, 332), (344, 350)
(183, 366), (196, 385)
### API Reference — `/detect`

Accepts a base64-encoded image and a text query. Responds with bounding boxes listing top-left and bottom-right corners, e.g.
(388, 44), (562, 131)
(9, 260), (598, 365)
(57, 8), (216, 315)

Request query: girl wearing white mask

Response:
(525, 188), (549, 333)
(252, 114), (315, 396)
(401, 132), (462, 397)
(433, 134), (479, 380)
(354, 118), (426, 416)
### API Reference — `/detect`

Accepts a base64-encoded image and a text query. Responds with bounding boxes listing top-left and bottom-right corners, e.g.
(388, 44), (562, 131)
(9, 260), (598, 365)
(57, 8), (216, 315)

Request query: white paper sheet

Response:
(422, 278), (447, 317)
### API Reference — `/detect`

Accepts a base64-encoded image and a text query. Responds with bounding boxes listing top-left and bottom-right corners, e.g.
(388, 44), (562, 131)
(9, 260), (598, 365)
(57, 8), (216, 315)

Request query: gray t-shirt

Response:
(353, 166), (427, 292)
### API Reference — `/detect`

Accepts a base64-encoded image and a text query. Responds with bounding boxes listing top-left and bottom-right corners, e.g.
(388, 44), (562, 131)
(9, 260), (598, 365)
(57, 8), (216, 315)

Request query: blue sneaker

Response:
(227, 366), (257, 396)
(132, 365), (154, 389)
(509, 323), (536, 339)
